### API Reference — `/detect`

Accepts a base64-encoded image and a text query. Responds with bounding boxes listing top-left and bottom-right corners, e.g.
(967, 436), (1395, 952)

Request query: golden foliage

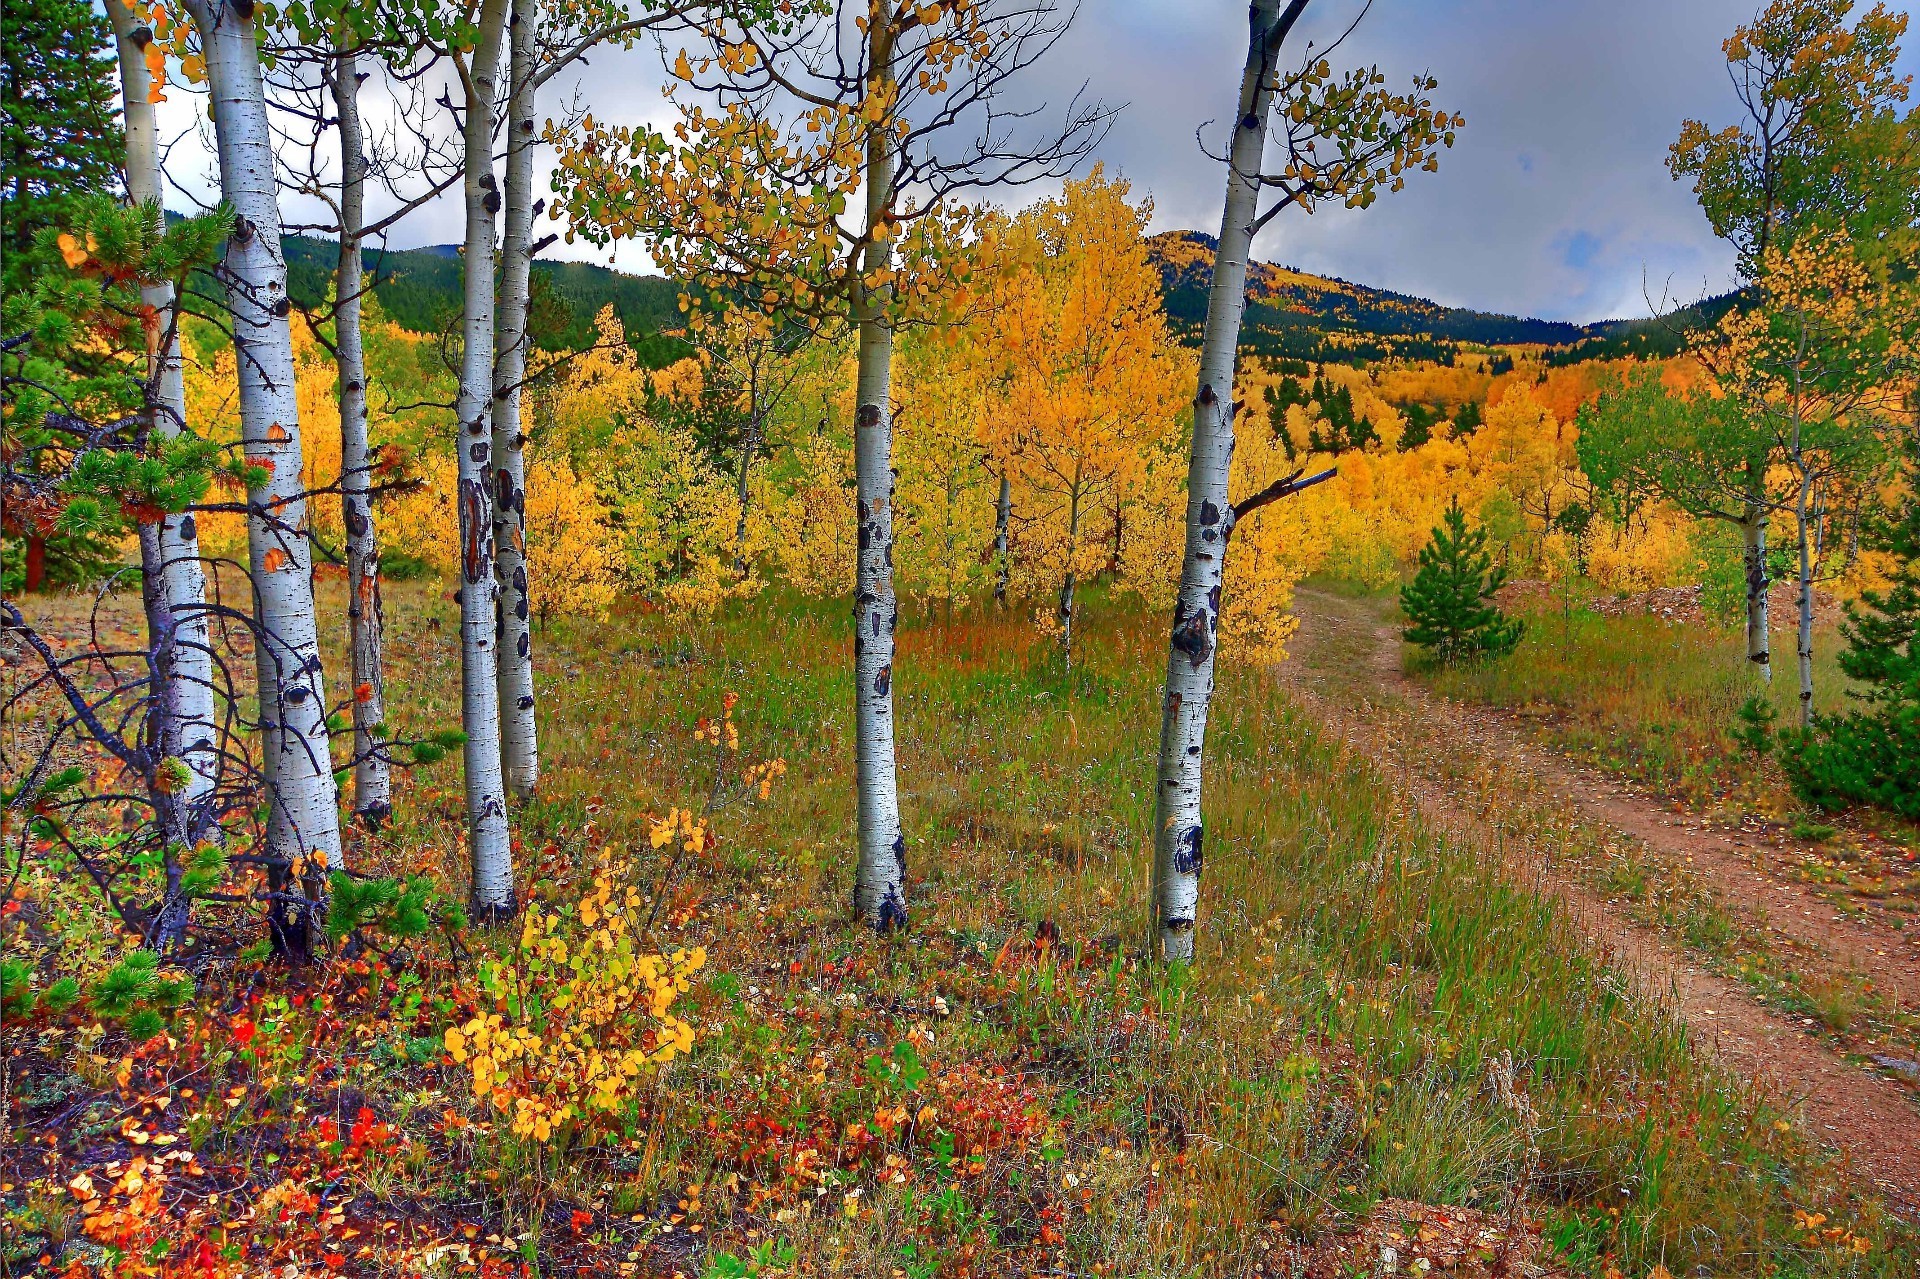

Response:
(445, 852), (705, 1145)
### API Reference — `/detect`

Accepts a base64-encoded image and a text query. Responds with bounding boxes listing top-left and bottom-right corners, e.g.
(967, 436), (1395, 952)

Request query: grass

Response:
(5, 581), (1917, 1276)
(1425, 603), (1859, 816)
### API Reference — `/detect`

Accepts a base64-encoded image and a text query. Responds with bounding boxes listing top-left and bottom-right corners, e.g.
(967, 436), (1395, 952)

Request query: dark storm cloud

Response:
(158, 1), (1917, 323)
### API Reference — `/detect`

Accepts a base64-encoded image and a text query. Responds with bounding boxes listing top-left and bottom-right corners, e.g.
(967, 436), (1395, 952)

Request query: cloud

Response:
(155, 1), (1920, 323)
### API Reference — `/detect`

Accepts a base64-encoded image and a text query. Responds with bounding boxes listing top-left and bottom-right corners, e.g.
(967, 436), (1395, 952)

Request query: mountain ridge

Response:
(276, 228), (1731, 367)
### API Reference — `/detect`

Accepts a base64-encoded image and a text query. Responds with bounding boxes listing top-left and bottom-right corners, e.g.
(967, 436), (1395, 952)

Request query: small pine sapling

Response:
(1401, 498), (1526, 663)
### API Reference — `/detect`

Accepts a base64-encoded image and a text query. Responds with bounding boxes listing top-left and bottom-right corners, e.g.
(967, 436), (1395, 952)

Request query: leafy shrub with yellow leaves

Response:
(444, 859), (705, 1146)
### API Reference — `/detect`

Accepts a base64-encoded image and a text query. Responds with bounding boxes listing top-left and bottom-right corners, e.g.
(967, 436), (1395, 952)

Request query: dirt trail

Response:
(1285, 588), (1920, 1217)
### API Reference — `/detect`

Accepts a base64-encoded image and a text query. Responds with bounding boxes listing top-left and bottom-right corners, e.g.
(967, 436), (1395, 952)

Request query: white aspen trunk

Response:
(850, 94), (907, 931)
(993, 471), (1011, 606)
(186, 0), (344, 912)
(136, 519), (193, 950)
(1740, 504), (1772, 684)
(458, 0), (516, 920)
(1795, 476), (1817, 728)
(112, 2), (218, 839)
(492, 0), (539, 799)
(333, 45), (391, 826)
(1150, 0), (1287, 963)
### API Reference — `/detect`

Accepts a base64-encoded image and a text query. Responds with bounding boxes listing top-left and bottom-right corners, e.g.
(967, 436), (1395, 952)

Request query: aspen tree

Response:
(108, 0), (219, 841)
(987, 169), (1181, 665)
(451, 0), (516, 920)
(1704, 232), (1916, 727)
(259, 0), (462, 825)
(1151, 0), (1456, 961)
(1669, 0), (1919, 678)
(551, 0), (1106, 930)
(492, 0), (705, 798)
(182, 0), (346, 920)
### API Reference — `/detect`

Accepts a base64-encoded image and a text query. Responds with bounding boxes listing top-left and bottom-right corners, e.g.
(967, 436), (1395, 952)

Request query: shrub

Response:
(444, 842), (706, 1146)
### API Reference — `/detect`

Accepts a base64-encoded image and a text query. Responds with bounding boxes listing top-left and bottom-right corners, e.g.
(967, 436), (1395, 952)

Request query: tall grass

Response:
(355, 582), (1914, 1275)
(1429, 604), (1855, 811)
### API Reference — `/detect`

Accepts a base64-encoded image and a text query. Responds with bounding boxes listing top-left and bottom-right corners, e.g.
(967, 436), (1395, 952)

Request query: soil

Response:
(1286, 587), (1920, 1219)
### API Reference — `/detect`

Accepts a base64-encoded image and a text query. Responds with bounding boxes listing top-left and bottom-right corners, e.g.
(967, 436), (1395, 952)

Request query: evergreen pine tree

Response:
(1780, 429), (1920, 816)
(1, 0), (121, 290)
(1401, 498), (1525, 662)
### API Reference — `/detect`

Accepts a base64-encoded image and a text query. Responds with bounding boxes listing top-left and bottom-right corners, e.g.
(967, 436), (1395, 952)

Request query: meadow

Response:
(1426, 598), (1860, 818)
(11, 580), (1913, 1276)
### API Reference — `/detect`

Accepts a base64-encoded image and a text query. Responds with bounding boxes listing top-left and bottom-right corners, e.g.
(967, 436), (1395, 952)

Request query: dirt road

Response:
(1285, 587), (1920, 1217)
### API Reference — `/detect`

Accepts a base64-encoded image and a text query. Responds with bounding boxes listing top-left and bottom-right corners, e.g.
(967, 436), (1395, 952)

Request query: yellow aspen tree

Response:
(986, 169), (1185, 665)
(548, 0), (1108, 931)
(1703, 231), (1918, 724)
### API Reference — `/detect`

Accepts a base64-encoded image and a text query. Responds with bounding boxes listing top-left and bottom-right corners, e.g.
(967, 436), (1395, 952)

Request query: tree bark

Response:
(186, 0), (344, 913)
(1739, 504), (1772, 684)
(457, 0), (516, 920)
(136, 519), (193, 951)
(733, 416), (759, 577)
(24, 537), (46, 592)
(992, 470), (1011, 606)
(850, 72), (907, 931)
(1795, 477), (1817, 728)
(113, 0), (219, 838)
(1059, 486), (1080, 668)
(332, 44), (392, 826)
(492, 0), (539, 800)
(1150, 0), (1290, 963)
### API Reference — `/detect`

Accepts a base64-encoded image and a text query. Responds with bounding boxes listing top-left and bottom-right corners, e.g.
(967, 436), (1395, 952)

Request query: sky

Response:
(155, 1), (1920, 325)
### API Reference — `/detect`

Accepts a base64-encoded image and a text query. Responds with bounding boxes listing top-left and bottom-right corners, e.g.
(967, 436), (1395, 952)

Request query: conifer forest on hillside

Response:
(2, 1), (1919, 1274)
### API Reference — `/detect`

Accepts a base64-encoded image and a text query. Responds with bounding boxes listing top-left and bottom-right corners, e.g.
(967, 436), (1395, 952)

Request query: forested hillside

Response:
(275, 226), (1730, 372)
(280, 235), (688, 359)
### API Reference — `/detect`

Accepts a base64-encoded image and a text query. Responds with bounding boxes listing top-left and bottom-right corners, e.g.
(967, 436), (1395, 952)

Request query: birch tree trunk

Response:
(112, 0), (218, 836)
(186, 0), (344, 907)
(1739, 502), (1772, 684)
(1150, 0), (1287, 962)
(492, 0), (539, 799)
(850, 99), (907, 931)
(333, 45), (392, 825)
(993, 471), (1011, 606)
(457, 0), (516, 919)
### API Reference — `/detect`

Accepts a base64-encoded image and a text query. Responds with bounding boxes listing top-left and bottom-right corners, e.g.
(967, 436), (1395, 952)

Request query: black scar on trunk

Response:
(1173, 824), (1203, 875)
(874, 664), (891, 697)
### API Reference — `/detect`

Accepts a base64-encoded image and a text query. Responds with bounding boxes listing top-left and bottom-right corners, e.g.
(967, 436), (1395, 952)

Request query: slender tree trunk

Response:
(332, 45), (391, 826)
(113, 0), (219, 838)
(1739, 503), (1772, 684)
(24, 537), (46, 592)
(850, 89), (907, 931)
(1150, 0), (1287, 963)
(1059, 488), (1080, 668)
(733, 418), (759, 577)
(492, 0), (539, 800)
(993, 471), (1011, 606)
(136, 519), (193, 951)
(1795, 475), (1817, 728)
(186, 0), (343, 930)
(457, 0), (516, 919)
